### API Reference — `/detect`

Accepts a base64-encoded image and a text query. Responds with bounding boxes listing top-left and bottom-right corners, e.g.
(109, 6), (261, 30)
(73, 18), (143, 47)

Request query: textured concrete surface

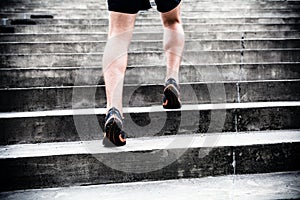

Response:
(1, 80), (299, 112)
(1, 50), (299, 68)
(1, 64), (300, 88)
(1, 129), (300, 158)
(1, 24), (300, 34)
(1, 31), (299, 42)
(0, 171), (299, 200)
(1, 10), (300, 19)
(3, 39), (300, 54)
(0, 130), (299, 191)
(1, 103), (300, 144)
(5, 17), (300, 25)
(4, 23), (287, 31)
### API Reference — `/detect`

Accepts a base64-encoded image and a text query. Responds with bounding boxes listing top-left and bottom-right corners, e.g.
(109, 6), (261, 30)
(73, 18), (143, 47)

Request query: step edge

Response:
(2, 38), (300, 44)
(1, 101), (300, 118)
(1, 48), (300, 56)
(1, 62), (299, 71)
(1, 30), (299, 36)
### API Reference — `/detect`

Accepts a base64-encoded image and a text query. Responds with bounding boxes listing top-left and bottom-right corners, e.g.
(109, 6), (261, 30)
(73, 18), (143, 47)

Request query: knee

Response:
(162, 17), (181, 28)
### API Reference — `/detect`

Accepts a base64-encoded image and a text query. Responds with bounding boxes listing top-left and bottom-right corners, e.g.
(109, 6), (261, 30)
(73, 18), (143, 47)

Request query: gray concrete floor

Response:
(1, 171), (299, 200)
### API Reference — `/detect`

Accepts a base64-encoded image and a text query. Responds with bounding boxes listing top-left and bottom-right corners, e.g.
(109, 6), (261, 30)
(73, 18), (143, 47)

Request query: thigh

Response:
(160, 2), (181, 27)
(108, 11), (137, 38)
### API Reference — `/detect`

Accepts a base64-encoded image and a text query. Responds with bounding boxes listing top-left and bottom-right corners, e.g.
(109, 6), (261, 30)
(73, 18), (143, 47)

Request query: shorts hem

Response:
(108, 8), (140, 14)
(156, 0), (181, 13)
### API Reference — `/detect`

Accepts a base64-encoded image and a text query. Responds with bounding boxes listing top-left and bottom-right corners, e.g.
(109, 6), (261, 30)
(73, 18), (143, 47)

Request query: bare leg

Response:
(160, 4), (185, 83)
(102, 11), (137, 115)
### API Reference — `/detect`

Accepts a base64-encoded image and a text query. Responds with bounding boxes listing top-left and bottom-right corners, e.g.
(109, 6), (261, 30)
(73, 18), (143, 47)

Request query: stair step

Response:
(0, 130), (299, 191)
(1, 102), (300, 144)
(1, 23), (299, 33)
(1, 49), (300, 68)
(4, 17), (300, 25)
(0, 80), (299, 112)
(1, 129), (299, 157)
(1, 0), (299, 5)
(1, 39), (300, 54)
(1, 63), (299, 88)
(1, 40), (240, 53)
(1, 31), (299, 42)
(146, 10), (300, 18)
(0, 171), (299, 200)
(2, 1), (300, 11)
(1, 10), (299, 19)
(1, 7), (300, 13)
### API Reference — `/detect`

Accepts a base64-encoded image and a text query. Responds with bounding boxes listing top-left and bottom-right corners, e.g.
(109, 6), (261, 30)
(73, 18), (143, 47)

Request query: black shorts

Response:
(107, 0), (181, 14)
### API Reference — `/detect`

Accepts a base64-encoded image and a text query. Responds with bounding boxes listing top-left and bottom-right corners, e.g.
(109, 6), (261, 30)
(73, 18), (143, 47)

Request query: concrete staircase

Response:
(0, 0), (300, 198)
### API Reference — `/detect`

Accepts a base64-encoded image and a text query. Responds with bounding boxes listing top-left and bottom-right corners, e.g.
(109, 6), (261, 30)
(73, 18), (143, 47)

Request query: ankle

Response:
(165, 76), (179, 84)
(106, 105), (123, 116)
(106, 106), (123, 118)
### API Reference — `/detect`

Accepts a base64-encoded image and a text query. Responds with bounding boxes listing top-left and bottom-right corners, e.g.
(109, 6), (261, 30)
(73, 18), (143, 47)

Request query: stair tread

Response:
(1, 78), (300, 90)
(1, 62), (299, 70)
(0, 129), (299, 159)
(1, 31), (299, 41)
(0, 171), (299, 200)
(1, 101), (300, 118)
(1, 30), (299, 34)
(2, 38), (300, 43)
(4, 17), (300, 23)
(1, 50), (299, 68)
(2, 48), (300, 55)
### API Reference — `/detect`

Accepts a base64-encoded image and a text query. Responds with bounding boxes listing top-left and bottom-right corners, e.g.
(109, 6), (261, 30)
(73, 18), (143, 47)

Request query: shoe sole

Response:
(163, 84), (182, 109)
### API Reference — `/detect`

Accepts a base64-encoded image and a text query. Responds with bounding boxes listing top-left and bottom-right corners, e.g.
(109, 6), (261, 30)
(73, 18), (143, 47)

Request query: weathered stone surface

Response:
(237, 106), (300, 131)
(1, 39), (300, 54)
(0, 171), (299, 200)
(238, 80), (300, 102)
(0, 108), (235, 144)
(1, 3), (300, 12)
(1, 80), (299, 112)
(1, 10), (300, 19)
(0, 140), (298, 191)
(0, 51), (242, 68)
(2, 49), (300, 68)
(3, 17), (300, 25)
(1, 31), (299, 42)
(0, 82), (236, 112)
(1, 64), (300, 88)
(1, 105), (300, 144)
(1, 24), (299, 34)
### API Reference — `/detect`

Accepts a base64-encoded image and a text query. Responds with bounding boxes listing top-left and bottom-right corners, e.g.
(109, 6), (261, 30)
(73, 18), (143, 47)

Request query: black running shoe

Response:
(162, 78), (182, 109)
(103, 107), (126, 147)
